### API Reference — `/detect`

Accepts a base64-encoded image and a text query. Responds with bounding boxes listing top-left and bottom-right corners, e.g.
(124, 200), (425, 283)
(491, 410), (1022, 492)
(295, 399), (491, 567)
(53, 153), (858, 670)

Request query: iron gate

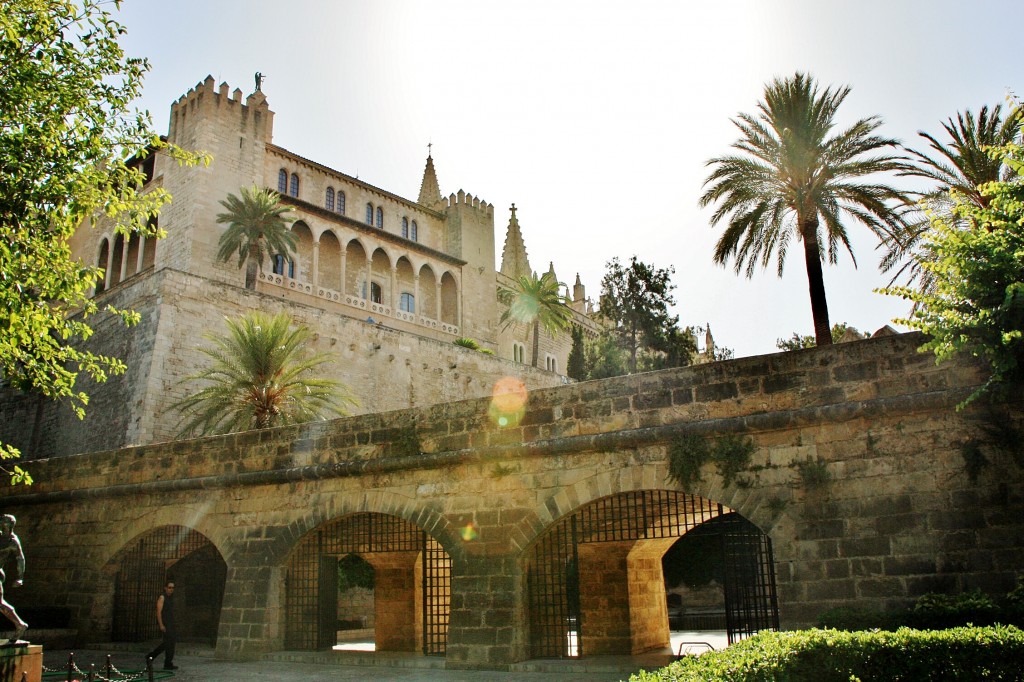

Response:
(721, 512), (780, 643)
(526, 491), (779, 657)
(284, 513), (451, 655)
(111, 526), (218, 642)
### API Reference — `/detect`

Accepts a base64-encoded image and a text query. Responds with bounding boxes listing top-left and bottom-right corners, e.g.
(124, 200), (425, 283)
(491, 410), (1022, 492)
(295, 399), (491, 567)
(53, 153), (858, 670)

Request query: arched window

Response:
(513, 343), (525, 364)
(365, 203), (373, 225)
(273, 254), (294, 278)
(289, 173), (299, 198)
(337, 191), (346, 215)
(411, 220), (418, 242)
(278, 169), (287, 193)
(325, 187), (335, 211)
(367, 281), (383, 304)
(401, 217), (409, 239)
(400, 292), (415, 313)
(546, 355), (557, 372)
(376, 207), (383, 229)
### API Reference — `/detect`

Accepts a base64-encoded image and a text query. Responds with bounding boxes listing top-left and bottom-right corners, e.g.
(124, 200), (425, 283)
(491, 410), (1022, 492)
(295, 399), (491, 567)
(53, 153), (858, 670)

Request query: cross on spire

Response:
(510, 203), (517, 219)
(427, 141), (432, 157)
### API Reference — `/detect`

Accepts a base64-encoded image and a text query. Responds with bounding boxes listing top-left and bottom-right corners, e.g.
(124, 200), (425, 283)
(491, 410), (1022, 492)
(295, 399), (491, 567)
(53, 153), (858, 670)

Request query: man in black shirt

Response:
(146, 580), (178, 670)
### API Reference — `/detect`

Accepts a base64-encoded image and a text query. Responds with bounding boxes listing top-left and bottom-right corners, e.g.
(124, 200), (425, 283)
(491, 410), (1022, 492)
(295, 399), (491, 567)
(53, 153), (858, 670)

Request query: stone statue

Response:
(254, 71), (264, 92)
(0, 514), (28, 643)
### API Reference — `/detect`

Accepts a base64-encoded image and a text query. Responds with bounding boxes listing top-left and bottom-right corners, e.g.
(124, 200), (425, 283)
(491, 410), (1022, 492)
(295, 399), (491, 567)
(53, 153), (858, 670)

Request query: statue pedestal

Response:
(0, 643), (42, 682)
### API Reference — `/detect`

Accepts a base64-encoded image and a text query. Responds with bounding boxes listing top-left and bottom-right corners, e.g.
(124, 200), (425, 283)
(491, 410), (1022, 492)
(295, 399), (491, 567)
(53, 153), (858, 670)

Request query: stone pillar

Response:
(136, 235), (147, 273)
(434, 281), (442, 321)
(311, 241), (320, 288)
(365, 552), (418, 652)
(119, 238), (130, 282)
(413, 275), (420, 316)
(389, 266), (398, 311)
(577, 542), (632, 655)
(445, 555), (524, 669)
(0, 644), (42, 682)
(339, 244), (347, 295)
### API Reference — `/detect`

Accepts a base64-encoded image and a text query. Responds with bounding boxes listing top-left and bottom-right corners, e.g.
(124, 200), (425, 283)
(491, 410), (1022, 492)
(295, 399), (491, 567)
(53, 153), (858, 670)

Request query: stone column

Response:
(413, 274), (420, 316)
(434, 281), (442, 321)
(136, 235), (147, 273)
(339, 244), (347, 296)
(389, 266), (398, 311)
(119, 237), (130, 282)
(311, 240), (320, 288)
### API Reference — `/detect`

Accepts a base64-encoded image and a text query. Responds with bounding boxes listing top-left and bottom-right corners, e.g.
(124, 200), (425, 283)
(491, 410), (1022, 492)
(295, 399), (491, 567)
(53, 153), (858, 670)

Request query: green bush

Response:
(630, 626), (1024, 681)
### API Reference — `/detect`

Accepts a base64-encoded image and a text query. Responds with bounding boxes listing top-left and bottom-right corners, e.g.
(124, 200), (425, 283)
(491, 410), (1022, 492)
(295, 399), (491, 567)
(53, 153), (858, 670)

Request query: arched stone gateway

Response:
(283, 513), (451, 655)
(525, 490), (778, 658)
(109, 526), (226, 645)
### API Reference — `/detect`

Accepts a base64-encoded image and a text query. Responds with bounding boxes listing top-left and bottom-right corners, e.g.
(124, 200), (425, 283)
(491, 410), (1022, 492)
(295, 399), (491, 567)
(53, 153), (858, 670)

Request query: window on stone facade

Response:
(546, 355), (557, 372)
(370, 281), (383, 304)
(337, 191), (346, 215)
(376, 207), (383, 229)
(513, 342), (525, 364)
(411, 220), (418, 242)
(402, 217), (409, 239)
(278, 169), (287, 193)
(325, 187), (335, 211)
(366, 203), (373, 225)
(273, 254), (294, 278)
(400, 292), (415, 313)
(289, 173), (299, 198)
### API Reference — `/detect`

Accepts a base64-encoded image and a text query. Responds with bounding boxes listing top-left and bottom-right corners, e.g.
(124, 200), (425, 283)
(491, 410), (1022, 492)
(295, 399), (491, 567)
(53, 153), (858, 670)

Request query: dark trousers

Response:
(148, 627), (176, 667)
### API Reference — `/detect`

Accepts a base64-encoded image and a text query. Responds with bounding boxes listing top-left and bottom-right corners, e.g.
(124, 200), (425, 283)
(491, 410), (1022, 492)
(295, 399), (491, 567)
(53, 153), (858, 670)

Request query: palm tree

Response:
(882, 105), (1022, 292)
(700, 73), (910, 346)
(216, 186), (298, 290)
(499, 272), (573, 368)
(173, 311), (356, 436)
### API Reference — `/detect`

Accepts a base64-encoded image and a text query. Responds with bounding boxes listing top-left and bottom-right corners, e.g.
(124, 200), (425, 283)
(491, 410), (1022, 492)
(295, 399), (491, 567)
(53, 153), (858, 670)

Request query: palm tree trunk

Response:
(245, 242), (260, 290)
(531, 321), (540, 368)
(802, 222), (832, 346)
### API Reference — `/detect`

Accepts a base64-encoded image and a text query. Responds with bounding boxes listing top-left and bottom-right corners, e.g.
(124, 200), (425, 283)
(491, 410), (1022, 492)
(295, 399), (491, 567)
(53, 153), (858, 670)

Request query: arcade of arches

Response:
(6, 333), (1022, 669)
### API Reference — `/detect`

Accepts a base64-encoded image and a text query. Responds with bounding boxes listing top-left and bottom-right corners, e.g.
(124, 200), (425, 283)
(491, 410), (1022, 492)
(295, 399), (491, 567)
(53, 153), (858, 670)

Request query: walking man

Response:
(147, 580), (178, 670)
(0, 514), (29, 643)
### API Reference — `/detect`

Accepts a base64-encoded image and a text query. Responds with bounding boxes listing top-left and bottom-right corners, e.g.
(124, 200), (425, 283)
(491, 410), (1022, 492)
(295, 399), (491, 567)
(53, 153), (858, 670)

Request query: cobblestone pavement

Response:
(43, 649), (649, 682)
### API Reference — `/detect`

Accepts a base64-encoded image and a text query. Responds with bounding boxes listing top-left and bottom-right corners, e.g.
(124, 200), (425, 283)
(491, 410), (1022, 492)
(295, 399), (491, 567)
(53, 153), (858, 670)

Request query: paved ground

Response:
(42, 632), (726, 681)
(42, 649), (648, 682)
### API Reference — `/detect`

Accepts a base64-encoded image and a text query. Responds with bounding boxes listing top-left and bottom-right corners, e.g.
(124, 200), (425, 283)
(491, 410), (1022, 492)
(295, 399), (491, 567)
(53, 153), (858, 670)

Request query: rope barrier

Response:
(41, 652), (173, 681)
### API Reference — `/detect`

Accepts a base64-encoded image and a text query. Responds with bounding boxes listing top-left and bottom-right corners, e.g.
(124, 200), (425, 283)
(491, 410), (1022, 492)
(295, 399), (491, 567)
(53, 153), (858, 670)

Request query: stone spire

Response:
(417, 146), (442, 206)
(499, 204), (532, 279)
(573, 273), (585, 303)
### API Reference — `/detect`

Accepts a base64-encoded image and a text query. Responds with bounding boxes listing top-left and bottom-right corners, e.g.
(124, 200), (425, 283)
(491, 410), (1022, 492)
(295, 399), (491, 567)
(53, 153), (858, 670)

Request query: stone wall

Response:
(3, 333), (1022, 668)
(0, 267), (562, 459)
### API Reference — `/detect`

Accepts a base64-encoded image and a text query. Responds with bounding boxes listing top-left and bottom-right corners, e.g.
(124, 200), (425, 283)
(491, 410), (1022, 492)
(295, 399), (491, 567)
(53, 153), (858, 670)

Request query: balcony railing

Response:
(259, 272), (459, 336)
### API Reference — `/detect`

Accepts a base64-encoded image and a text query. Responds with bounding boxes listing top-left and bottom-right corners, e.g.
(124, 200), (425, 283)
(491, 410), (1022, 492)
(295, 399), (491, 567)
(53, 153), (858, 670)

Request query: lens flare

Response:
(460, 522), (479, 542)
(489, 376), (528, 428)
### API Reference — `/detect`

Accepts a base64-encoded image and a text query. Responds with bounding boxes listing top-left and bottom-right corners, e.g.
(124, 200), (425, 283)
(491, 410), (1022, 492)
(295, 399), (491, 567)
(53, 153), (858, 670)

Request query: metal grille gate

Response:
(112, 526), (214, 641)
(526, 491), (779, 657)
(721, 513), (781, 643)
(284, 513), (451, 655)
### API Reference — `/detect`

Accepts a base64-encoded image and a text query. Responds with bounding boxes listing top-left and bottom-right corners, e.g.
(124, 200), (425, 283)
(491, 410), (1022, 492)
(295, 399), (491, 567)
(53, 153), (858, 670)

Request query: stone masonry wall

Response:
(3, 333), (1022, 669)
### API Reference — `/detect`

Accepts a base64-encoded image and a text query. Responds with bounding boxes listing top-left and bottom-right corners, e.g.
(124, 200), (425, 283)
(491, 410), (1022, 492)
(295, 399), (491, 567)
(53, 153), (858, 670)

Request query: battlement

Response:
(446, 189), (493, 217)
(168, 75), (273, 144)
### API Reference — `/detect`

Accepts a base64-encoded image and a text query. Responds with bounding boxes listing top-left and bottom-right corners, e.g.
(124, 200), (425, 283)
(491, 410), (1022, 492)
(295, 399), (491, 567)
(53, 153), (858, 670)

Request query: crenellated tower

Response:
(440, 188), (496, 343)
(158, 75), (274, 285)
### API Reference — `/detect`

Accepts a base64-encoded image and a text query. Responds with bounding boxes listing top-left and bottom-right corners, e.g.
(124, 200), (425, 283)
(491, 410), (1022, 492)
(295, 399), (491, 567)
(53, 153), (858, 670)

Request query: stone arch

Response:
(290, 221), (315, 283)
(104, 525), (227, 646)
(369, 248), (391, 307)
(125, 233), (141, 278)
(440, 271), (458, 326)
(282, 511), (454, 655)
(109, 233), (125, 286)
(418, 264), (438, 321)
(344, 239), (368, 299)
(317, 229), (342, 292)
(520, 484), (780, 659)
(95, 237), (110, 293)
(395, 256), (416, 315)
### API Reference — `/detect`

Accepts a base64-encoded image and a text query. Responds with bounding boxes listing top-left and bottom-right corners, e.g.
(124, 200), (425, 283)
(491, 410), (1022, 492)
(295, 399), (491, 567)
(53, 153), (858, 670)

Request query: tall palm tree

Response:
(216, 186), (298, 290)
(882, 105), (1022, 291)
(700, 73), (909, 346)
(499, 272), (573, 368)
(173, 311), (356, 436)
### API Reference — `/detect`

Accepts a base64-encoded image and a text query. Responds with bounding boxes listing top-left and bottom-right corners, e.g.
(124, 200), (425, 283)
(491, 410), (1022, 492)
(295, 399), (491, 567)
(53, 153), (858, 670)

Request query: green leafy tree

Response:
(173, 311), (356, 436)
(216, 186), (298, 290)
(776, 323), (859, 351)
(599, 256), (693, 373)
(881, 115), (1024, 407)
(498, 272), (573, 368)
(0, 0), (206, 480)
(566, 325), (587, 380)
(584, 331), (629, 380)
(883, 105), (1022, 294)
(701, 72), (909, 346)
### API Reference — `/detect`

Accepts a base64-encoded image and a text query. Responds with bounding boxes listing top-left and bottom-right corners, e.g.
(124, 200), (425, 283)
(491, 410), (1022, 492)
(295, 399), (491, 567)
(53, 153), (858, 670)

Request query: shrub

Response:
(630, 626), (1024, 681)
(818, 587), (1019, 631)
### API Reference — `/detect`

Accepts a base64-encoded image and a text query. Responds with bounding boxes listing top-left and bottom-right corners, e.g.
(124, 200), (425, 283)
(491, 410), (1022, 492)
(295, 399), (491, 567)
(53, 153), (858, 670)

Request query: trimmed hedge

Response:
(629, 626), (1024, 681)
(819, 587), (1024, 631)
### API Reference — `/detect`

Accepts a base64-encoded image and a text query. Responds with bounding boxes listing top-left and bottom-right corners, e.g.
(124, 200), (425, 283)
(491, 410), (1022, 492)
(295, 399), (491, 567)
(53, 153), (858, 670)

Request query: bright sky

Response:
(118, 0), (1022, 358)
